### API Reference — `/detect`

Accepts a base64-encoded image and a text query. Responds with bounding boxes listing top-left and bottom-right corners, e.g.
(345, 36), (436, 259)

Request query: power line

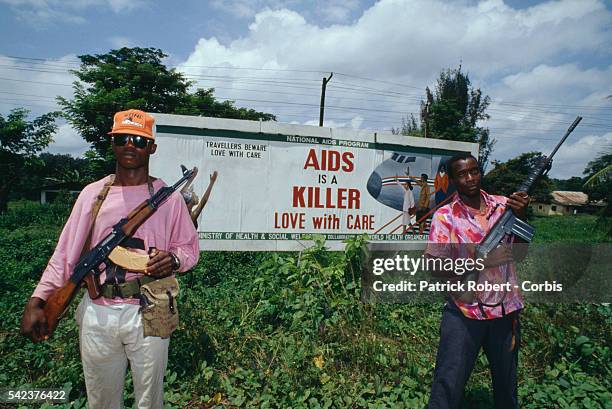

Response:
(2, 100), (611, 147)
(3, 55), (612, 111)
(2, 91), (610, 132)
(0, 62), (610, 131)
(3, 55), (328, 74)
(0, 76), (74, 87)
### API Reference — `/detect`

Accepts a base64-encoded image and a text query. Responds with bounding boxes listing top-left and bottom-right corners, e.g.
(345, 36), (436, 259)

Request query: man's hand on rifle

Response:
(482, 244), (515, 268)
(146, 250), (178, 277)
(507, 191), (530, 220)
(20, 297), (48, 343)
(506, 191), (532, 258)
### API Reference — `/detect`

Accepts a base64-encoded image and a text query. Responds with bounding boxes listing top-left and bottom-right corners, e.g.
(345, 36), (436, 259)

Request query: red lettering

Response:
(337, 188), (347, 208)
(346, 214), (374, 230)
(342, 152), (354, 172)
(328, 150), (340, 171)
(303, 149), (354, 172)
(326, 188), (336, 208)
(292, 186), (305, 207)
(314, 187), (324, 208)
(348, 189), (360, 209)
(321, 150), (327, 170)
(304, 149), (319, 170)
(291, 186), (361, 209)
(274, 212), (305, 229)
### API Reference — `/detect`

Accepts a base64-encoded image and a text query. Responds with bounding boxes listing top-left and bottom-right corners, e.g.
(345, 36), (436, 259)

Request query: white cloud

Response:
(108, 36), (134, 48)
(180, 0), (612, 97)
(201, 0), (610, 79)
(484, 132), (611, 179)
(497, 64), (612, 105)
(0, 54), (77, 117)
(551, 133), (612, 178)
(484, 63), (612, 177)
(0, 54), (91, 158)
(106, 0), (140, 13)
(2, 0), (610, 173)
(303, 115), (364, 129)
(0, 0), (144, 24)
(11, 6), (86, 25)
(209, 0), (263, 19)
(179, 0), (611, 178)
(45, 122), (90, 157)
(313, 0), (361, 24)
(209, 0), (362, 24)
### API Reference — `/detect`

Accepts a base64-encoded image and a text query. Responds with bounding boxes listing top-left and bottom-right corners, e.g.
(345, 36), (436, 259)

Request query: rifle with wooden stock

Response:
(476, 116), (582, 258)
(41, 167), (196, 339)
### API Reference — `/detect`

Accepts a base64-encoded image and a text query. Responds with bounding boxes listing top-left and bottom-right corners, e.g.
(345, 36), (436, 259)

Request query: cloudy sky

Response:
(0, 0), (610, 178)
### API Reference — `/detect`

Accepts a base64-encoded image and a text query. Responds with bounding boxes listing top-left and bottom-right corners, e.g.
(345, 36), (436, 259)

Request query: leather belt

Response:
(101, 275), (158, 299)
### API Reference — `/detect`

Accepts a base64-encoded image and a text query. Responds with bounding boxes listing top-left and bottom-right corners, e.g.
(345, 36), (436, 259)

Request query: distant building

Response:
(530, 191), (589, 216)
(37, 182), (83, 204)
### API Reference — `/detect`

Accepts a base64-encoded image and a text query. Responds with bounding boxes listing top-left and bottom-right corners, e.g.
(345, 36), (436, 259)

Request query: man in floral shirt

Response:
(426, 153), (530, 409)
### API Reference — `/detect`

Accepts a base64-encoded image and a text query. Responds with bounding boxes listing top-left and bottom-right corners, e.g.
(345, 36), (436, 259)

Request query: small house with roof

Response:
(530, 191), (589, 216)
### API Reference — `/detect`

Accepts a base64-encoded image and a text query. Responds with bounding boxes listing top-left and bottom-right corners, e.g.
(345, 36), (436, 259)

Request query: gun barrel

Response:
(548, 116), (582, 159)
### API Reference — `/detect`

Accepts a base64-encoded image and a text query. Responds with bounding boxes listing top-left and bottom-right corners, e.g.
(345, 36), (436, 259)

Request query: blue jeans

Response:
(428, 302), (520, 409)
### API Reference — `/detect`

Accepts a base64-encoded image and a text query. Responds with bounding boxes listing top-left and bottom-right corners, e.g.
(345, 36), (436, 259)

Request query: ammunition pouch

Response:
(100, 275), (157, 299)
(139, 276), (180, 338)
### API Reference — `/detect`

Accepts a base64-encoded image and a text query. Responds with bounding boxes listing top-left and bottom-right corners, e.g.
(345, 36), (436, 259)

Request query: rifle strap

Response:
(80, 174), (116, 258)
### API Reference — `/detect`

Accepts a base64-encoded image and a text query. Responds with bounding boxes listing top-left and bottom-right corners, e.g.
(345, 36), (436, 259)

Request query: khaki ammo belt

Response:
(100, 275), (158, 299)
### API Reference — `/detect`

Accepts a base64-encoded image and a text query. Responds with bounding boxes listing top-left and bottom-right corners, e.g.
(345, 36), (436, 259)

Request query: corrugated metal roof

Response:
(551, 191), (589, 206)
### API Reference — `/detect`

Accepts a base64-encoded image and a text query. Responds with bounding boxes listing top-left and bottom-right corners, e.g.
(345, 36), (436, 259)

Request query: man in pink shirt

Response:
(426, 153), (530, 409)
(20, 109), (200, 409)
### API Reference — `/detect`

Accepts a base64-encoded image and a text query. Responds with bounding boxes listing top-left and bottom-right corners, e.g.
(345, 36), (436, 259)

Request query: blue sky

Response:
(0, 0), (610, 178)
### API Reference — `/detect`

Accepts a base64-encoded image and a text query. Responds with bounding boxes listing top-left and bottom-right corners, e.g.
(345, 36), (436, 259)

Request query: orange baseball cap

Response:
(108, 109), (155, 140)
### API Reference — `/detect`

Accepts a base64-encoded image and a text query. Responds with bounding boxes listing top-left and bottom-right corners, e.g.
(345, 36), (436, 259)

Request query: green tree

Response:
(0, 108), (58, 212)
(59, 47), (275, 163)
(582, 149), (611, 216)
(552, 176), (585, 192)
(397, 66), (494, 170)
(482, 152), (554, 203)
(17, 152), (92, 198)
(392, 113), (421, 137)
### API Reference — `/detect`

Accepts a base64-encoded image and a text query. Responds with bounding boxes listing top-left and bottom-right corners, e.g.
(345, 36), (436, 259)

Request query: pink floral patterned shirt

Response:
(426, 190), (524, 320)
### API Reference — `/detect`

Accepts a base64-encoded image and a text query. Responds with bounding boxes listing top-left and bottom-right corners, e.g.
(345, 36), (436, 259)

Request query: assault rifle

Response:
(41, 167), (196, 339)
(476, 116), (582, 258)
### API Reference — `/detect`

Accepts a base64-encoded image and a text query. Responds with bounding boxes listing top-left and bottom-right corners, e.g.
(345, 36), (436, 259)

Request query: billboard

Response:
(150, 114), (478, 251)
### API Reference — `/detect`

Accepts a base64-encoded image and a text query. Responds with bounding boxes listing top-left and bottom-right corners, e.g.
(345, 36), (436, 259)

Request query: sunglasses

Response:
(112, 134), (152, 149)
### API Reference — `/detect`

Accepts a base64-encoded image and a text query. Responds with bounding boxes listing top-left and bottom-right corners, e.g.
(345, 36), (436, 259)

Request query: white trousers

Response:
(76, 295), (170, 409)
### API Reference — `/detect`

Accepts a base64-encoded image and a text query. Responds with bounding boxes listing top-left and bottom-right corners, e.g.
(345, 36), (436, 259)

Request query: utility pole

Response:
(319, 72), (333, 126)
(423, 101), (430, 138)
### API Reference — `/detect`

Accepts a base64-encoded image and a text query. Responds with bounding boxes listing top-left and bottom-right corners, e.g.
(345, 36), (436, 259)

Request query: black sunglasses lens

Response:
(113, 135), (149, 148)
(132, 136), (148, 149)
(114, 135), (129, 146)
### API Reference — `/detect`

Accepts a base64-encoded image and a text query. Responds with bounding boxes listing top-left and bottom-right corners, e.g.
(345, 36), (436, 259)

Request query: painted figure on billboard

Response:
(395, 166), (417, 229)
(367, 151), (454, 235)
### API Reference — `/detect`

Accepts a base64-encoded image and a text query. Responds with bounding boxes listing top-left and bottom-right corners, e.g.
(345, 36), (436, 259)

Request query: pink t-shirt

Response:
(426, 190), (524, 320)
(32, 175), (200, 306)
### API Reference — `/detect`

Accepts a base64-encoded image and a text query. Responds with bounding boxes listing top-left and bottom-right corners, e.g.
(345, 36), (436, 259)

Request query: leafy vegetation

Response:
(393, 66), (494, 170)
(582, 149), (611, 217)
(482, 152), (554, 203)
(0, 108), (59, 212)
(58, 47), (275, 165)
(0, 204), (609, 408)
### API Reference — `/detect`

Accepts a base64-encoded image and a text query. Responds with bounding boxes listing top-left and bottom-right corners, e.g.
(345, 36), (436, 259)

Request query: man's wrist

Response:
(169, 252), (181, 271)
(27, 297), (45, 309)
